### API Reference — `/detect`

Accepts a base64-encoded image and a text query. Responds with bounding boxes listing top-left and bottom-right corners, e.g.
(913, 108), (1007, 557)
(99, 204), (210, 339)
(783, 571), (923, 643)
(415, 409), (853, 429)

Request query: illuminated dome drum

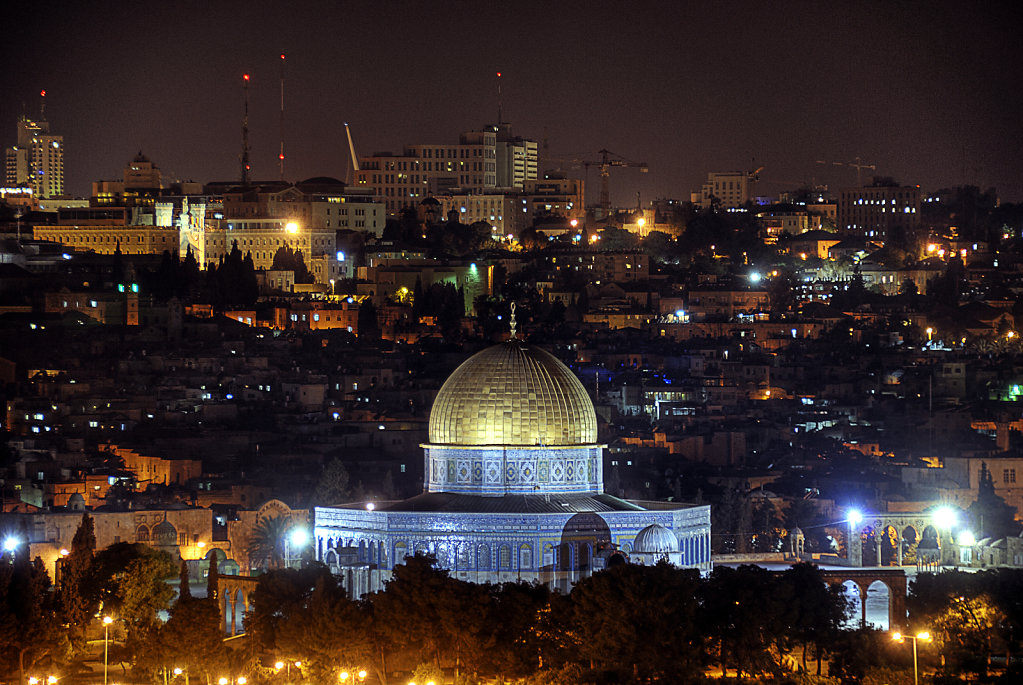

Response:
(424, 340), (603, 495)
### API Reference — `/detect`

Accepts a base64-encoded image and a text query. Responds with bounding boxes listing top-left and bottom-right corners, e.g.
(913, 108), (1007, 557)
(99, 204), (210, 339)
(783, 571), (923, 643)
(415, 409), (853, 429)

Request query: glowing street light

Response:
(847, 509), (863, 527)
(285, 527), (309, 569)
(285, 222), (299, 234)
(892, 631), (931, 685)
(2, 536), (19, 553)
(103, 616), (114, 685)
(933, 506), (957, 530)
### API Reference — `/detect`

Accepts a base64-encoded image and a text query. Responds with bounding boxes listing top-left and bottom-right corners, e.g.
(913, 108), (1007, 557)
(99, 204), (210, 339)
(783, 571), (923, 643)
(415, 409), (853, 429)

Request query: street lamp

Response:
(286, 527), (309, 569)
(275, 659), (300, 681)
(847, 509), (863, 566)
(892, 631), (931, 685)
(3, 536), (19, 553)
(103, 616), (114, 685)
(934, 506), (958, 565)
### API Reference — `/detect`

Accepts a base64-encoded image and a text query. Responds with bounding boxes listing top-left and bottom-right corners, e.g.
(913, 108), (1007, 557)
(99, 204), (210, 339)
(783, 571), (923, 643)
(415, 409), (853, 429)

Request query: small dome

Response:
(428, 340), (597, 446)
(67, 493), (86, 511)
(634, 524), (678, 554)
(790, 526), (804, 536)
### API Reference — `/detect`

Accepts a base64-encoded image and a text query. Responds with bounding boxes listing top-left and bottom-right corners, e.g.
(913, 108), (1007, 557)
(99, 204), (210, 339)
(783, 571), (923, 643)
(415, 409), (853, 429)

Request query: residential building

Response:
(695, 171), (753, 209)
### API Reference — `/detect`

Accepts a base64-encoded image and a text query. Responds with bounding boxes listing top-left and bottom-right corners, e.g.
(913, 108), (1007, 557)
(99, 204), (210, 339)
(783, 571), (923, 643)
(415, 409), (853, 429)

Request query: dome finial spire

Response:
(509, 301), (517, 339)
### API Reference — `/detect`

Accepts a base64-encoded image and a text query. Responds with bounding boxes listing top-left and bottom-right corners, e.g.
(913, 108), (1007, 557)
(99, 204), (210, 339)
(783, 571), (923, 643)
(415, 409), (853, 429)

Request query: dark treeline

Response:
(7, 524), (1023, 684)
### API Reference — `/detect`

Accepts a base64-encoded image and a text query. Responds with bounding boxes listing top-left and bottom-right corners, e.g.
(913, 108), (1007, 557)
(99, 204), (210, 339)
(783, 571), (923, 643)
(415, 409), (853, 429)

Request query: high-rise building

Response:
(354, 124), (537, 216)
(493, 123), (538, 190)
(5, 115), (64, 198)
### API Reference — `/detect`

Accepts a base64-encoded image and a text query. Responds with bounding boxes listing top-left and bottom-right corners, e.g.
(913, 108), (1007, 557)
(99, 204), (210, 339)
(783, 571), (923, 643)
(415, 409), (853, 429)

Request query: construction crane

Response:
(815, 156), (876, 187)
(748, 164), (764, 199)
(344, 122), (360, 184)
(586, 149), (648, 219)
(547, 149), (649, 219)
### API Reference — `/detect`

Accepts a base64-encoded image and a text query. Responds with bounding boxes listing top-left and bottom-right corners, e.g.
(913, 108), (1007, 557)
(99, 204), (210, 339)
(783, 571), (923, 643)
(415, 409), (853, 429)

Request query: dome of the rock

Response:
(428, 340), (597, 446)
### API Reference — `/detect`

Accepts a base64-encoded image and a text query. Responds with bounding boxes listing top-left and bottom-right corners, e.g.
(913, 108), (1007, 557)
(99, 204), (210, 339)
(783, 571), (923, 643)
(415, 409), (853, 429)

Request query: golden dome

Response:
(428, 340), (597, 446)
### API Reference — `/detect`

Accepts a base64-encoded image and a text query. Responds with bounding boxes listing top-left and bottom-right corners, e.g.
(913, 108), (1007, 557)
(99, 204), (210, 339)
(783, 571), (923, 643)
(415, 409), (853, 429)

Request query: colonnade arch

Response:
(217, 575), (259, 636)
(848, 513), (952, 567)
(820, 569), (908, 630)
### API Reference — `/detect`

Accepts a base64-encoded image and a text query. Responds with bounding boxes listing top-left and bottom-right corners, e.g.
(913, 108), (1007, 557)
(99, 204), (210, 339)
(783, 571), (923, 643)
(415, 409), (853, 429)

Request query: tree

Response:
(968, 462), (1019, 541)
(274, 572), (373, 682)
(247, 515), (293, 570)
(0, 552), (65, 682)
(271, 245), (314, 284)
(368, 554), (461, 676)
(160, 592), (227, 683)
(315, 458), (352, 505)
(58, 513), (98, 652)
(178, 560), (191, 601)
(246, 566), (337, 662)
(778, 563), (851, 674)
(702, 565), (785, 677)
(357, 301), (379, 339)
(767, 267), (797, 314)
(567, 562), (707, 681)
(207, 553), (220, 601)
(113, 549), (176, 668)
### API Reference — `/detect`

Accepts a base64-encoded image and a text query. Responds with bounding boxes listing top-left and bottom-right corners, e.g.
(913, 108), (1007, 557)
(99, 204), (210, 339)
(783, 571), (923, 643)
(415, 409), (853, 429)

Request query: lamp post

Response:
(847, 509), (863, 567)
(103, 616), (114, 685)
(286, 527), (309, 569)
(275, 661), (300, 683)
(892, 631), (931, 685)
(933, 506), (958, 566)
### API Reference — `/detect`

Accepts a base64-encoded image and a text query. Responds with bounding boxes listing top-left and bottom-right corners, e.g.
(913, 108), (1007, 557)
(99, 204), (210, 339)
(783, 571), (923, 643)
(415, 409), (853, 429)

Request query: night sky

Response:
(4, 1), (1022, 203)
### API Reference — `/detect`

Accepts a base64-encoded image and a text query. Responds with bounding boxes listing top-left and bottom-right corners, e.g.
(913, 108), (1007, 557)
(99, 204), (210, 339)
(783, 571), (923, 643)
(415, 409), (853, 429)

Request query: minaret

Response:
(241, 73), (251, 186)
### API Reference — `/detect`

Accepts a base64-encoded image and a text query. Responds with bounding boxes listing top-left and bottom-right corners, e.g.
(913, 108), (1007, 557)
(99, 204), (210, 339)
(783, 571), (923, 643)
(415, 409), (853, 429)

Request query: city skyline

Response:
(3, 0), (1021, 203)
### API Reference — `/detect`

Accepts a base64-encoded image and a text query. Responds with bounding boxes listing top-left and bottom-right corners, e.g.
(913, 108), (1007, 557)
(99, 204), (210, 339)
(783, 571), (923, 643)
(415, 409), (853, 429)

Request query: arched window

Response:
(457, 543), (472, 570)
(135, 524), (150, 543)
(519, 544), (532, 570)
(499, 544), (512, 570)
(394, 541), (408, 564)
(477, 544), (491, 571)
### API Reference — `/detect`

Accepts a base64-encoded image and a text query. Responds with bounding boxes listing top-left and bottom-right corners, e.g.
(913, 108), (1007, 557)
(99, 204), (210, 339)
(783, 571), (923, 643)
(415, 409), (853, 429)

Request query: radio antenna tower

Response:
(496, 71), (503, 124)
(279, 53), (286, 181)
(241, 73), (251, 186)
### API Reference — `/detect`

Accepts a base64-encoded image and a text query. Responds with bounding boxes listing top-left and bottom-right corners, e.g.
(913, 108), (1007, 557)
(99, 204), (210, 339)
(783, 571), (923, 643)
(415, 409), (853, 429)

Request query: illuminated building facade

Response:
(315, 338), (712, 595)
(838, 184), (921, 241)
(695, 171), (752, 209)
(355, 124), (538, 216)
(5, 115), (64, 198)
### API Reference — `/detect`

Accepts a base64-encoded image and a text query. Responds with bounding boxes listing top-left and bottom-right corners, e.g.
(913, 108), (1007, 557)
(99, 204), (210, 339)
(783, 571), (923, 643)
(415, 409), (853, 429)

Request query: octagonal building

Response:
(314, 338), (711, 595)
